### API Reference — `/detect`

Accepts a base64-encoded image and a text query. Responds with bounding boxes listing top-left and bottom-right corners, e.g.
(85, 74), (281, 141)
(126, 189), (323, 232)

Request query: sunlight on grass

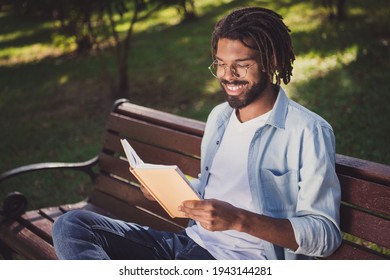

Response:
(0, 28), (76, 66)
(0, 13), (61, 66)
(0, 43), (71, 66)
(204, 79), (221, 95)
(0, 29), (36, 42)
(348, 7), (366, 17)
(279, 1), (327, 33)
(343, 232), (390, 257)
(0, 18), (52, 42)
(116, 6), (180, 34)
(288, 45), (358, 93)
(58, 75), (69, 85)
(51, 33), (77, 51)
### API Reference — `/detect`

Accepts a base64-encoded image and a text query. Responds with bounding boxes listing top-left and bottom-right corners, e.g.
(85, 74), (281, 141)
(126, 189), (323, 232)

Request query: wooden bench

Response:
(0, 99), (389, 260)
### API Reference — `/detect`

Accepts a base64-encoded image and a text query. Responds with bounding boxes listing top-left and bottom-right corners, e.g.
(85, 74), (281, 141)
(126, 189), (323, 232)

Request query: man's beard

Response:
(220, 75), (268, 109)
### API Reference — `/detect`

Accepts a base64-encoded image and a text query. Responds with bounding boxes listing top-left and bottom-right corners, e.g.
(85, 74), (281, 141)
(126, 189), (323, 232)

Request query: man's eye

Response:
(237, 64), (249, 68)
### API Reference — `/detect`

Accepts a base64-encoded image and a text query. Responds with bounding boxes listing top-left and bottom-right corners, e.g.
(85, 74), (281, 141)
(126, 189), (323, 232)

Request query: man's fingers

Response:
(140, 185), (156, 201)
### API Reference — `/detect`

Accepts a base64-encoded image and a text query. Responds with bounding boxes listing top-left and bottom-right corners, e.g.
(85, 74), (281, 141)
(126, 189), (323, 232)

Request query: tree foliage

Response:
(4, 0), (197, 97)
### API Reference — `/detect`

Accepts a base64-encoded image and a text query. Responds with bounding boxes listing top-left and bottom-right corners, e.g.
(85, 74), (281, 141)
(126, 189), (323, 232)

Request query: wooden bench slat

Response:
(59, 200), (115, 218)
(106, 113), (202, 157)
(102, 132), (200, 177)
(93, 175), (156, 210)
(14, 210), (54, 244)
(99, 152), (139, 182)
(38, 206), (65, 222)
(89, 189), (185, 232)
(99, 150), (199, 185)
(116, 102), (205, 137)
(340, 204), (390, 248)
(103, 129), (202, 162)
(92, 174), (189, 227)
(0, 217), (57, 259)
(0, 201), (116, 259)
(339, 174), (390, 216)
(59, 200), (89, 212)
(336, 154), (390, 186)
(324, 240), (387, 260)
(128, 140), (200, 177)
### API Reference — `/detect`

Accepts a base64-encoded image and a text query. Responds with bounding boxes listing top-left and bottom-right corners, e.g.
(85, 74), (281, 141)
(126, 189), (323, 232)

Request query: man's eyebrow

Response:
(215, 56), (256, 62)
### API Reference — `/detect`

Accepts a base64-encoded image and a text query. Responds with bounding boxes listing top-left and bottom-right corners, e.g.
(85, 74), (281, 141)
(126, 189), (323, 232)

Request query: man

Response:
(52, 7), (342, 260)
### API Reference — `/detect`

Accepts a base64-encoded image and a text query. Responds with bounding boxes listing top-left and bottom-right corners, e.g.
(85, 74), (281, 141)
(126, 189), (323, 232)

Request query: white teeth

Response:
(227, 84), (244, 91)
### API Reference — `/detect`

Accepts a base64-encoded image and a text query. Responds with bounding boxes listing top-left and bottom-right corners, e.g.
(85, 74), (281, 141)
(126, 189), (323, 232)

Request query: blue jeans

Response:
(52, 210), (215, 260)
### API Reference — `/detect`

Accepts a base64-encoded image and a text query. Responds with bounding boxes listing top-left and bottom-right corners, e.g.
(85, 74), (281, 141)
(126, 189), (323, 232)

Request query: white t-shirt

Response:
(186, 110), (271, 259)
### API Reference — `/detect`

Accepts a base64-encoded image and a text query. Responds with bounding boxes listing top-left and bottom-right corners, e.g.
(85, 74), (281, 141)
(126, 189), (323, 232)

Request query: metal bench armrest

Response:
(0, 156), (99, 184)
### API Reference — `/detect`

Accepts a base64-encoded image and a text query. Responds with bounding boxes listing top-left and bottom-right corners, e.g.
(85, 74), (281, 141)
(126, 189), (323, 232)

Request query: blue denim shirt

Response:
(190, 87), (342, 259)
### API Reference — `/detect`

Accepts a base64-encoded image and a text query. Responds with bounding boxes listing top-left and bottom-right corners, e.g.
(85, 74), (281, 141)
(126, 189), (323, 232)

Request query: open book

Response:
(120, 139), (200, 218)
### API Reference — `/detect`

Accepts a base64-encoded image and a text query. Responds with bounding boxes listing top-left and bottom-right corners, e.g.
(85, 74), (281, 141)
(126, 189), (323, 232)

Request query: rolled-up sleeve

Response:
(288, 124), (342, 257)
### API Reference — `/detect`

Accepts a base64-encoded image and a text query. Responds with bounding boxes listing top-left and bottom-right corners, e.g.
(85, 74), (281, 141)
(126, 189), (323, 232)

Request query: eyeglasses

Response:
(208, 60), (257, 79)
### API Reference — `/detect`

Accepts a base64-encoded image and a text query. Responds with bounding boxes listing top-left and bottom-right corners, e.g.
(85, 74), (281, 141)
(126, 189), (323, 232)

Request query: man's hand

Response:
(179, 199), (241, 232)
(179, 198), (299, 251)
(139, 185), (156, 201)
(129, 167), (155, 201)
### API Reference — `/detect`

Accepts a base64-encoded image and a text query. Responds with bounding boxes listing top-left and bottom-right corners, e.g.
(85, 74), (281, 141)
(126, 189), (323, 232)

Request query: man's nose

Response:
(223, 65), (238, 79)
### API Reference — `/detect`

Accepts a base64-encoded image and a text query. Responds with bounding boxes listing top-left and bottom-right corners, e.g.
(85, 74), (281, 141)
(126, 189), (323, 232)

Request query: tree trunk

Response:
(117, 59), (129, 98)
(337, 0), (347, 20)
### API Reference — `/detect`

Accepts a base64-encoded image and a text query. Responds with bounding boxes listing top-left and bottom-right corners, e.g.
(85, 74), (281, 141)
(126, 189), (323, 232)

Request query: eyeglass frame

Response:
(208, 60), (257, 79)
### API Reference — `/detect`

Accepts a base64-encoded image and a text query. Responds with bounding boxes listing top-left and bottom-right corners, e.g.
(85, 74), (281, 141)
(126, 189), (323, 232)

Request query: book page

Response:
(120, 139), (144, 168)
(121, 138), (200, 218)
(134, 167), (200, 218)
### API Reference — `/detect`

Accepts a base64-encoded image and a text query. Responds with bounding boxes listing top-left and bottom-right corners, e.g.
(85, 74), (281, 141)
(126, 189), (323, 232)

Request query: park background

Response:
(0, 0), (389, 210)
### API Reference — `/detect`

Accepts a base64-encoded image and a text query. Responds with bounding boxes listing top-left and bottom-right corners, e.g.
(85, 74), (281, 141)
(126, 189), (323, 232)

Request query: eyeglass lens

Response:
(209, 63), (248, 78)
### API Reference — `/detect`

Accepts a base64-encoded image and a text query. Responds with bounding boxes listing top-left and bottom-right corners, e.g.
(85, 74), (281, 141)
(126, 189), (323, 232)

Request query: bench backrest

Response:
(330, 154), (390, 259)
(91, 100), (390, 259)
(89, 100), (204, 231)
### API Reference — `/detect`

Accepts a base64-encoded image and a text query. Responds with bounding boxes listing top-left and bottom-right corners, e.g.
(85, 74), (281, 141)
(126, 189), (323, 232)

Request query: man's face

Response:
(215, 38), (267, 109)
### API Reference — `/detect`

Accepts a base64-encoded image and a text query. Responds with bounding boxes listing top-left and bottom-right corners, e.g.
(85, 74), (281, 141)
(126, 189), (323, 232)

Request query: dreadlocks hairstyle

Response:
(211, 7), (295, 85)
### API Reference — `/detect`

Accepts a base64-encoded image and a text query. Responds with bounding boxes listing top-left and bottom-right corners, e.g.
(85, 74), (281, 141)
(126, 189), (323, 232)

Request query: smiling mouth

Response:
(226, 83), (246, 91)
(221, 80), (248, 94)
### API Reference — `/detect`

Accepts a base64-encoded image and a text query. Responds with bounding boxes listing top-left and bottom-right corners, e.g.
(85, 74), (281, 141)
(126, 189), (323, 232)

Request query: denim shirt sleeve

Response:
(286, 123), (342, 257)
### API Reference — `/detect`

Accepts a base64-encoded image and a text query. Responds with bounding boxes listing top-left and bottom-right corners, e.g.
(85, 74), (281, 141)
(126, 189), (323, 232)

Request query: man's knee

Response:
(53, 210), (94, 238)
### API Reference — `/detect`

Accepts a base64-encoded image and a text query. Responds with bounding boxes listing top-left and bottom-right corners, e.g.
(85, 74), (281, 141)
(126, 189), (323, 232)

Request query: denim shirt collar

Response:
(217, 86), (289, 129)
(266, 87), (288, 129)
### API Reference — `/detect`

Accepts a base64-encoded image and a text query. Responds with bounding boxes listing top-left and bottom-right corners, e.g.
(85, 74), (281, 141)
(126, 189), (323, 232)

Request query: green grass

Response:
(0, 0), (389, 211)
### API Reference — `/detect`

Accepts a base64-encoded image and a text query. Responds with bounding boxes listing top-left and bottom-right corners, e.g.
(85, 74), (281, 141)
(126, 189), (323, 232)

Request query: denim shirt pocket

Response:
(260, 169), (299, 215)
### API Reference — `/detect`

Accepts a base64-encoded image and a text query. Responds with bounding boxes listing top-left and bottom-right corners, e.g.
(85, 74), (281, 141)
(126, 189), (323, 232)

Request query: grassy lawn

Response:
(0, 0), (389, 210)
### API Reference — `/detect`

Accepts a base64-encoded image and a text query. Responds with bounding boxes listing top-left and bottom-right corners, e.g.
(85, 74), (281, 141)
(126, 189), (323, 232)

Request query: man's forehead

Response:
(216, 38), (258, 61)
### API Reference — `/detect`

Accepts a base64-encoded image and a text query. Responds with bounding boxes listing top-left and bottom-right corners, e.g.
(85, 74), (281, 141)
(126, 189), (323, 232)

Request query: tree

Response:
(176, 0), (196, 22)
(90, 0), (168, 98)
(6, 0), (197, 98)
(89, 0), (197, 98)
(322, 0), (347, 20)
